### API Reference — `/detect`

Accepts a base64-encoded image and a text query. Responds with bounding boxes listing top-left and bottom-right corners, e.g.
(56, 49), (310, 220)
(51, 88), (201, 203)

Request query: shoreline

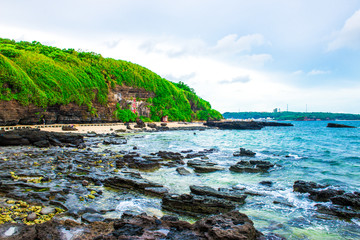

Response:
(0, 122), (208, 134)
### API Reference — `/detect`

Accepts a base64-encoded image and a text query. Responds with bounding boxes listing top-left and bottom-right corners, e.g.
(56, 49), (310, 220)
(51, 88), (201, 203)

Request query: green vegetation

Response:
(223, 111), (360, 121)
(0, 38), (221, 122)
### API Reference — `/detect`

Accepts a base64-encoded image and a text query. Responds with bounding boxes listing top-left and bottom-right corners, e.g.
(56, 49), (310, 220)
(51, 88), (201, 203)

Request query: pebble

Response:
(27, 212), (37, 221)
(82, 180), (89, 186)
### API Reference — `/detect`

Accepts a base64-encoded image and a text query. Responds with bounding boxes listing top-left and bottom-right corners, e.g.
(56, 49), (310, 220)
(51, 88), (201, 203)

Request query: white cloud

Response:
(308, 69), (331, 75)
(218, 76), (251, 84)
(212, 34), (266, 55)
(328, 9), (360, 51)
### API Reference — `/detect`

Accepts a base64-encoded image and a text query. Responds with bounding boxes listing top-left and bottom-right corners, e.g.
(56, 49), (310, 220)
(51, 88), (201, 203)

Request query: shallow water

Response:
(104, 121), (360, 239)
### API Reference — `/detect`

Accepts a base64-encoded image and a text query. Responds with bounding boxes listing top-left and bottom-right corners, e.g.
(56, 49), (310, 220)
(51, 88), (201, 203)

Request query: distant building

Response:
(161, 116), (168, 122)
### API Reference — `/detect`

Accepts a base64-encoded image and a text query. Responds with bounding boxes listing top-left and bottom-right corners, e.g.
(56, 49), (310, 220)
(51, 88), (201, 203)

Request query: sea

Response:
(103, 121), (360, 240)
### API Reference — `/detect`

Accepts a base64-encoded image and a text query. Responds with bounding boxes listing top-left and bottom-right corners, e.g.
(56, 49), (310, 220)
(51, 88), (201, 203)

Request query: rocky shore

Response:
(1, 126), (358, 239)
(0, 128), (289, 240)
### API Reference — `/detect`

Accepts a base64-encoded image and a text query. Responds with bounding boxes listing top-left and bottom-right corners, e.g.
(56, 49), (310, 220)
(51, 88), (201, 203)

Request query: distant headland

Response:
(223, 111), (360, 121)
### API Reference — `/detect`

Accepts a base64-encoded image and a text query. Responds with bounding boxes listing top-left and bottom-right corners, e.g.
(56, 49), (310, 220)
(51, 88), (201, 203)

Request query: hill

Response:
(0, 38), (222, 125)
(223, 111), (360, 121)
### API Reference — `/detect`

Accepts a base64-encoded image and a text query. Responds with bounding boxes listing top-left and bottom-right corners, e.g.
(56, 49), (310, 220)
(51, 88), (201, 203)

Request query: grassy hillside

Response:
(0, 38), (222, 122)
(223, 111), (360, 121)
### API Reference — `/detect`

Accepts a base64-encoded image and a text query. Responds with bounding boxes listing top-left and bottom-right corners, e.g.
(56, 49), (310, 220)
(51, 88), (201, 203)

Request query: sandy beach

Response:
(0, 121), (207, 134)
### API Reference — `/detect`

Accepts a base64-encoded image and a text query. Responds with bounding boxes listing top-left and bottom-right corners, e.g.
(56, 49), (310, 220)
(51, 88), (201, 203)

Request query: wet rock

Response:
(33, 140), (51, 148)
(293, 180), (327, 193)
(147, 123), (157, 128)
(104, 174), (162, 191)
(309, 188), (345, 202)
(230, 160), (275, 173)
(103, 137), (127, 145)
(330, 192), (360, 208)
(134, 118), (146, 128)
(185, 152), (206, 159)
(190, 185), (247, 203)
(127, 158), (161, 171)
(162, 193), (236, 215)
(233, 148), (256, 157)
(194, 210), (263, 240)
(259, 181), (273, 187)
(0, 129), (84, 147)
(155, 151), (184, 161)
(161, 123), (167, 127)
(144, 187), (169, 197)
(160, 215), (179, 221)
(187, 159), (223, 173)
(205, 120), (264, 130)
(82, 180), (89, 186)
(113, 222), (144, 236)
(327, 123), (356, 128)
(27, 212), (37, 221)
(81, 213), (105, 223)
(176, 167), (191, 176)
(316, 204), (360, 219)
(86, 131), (97, 137)
(40, 207), (56, 215)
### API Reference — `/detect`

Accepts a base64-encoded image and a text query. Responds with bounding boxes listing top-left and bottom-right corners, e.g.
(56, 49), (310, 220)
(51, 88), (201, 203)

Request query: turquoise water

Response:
(106, 121), (360, 239)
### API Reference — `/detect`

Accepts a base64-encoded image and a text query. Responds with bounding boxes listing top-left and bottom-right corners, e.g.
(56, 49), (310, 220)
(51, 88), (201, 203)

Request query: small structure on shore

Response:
(161, 116), (168, 122)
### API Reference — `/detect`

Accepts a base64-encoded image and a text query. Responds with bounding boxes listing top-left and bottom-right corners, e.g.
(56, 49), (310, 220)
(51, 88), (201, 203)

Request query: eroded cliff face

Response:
(0, 85), (155, 125)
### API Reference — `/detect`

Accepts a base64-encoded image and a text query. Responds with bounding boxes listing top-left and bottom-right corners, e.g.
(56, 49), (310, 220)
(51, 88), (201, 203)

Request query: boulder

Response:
(293, 180), (327, 193)
(205, 120), (264, 130)
(194, 211), (263, 240)
(187, 159), (223, 173)
(233, 148), (256, 157)
(103, 137), (127, 145)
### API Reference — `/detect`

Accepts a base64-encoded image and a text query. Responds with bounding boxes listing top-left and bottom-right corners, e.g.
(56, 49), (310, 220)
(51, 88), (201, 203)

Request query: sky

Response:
(1, 0), (360, 113)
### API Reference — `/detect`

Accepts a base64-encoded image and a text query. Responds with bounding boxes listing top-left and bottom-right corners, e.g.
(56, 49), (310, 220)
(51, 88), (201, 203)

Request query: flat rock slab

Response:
(230, 160), (275, 173)
(190, 185), (247, 203)
(327, 123), (356, 128)
(162, 193), (236, 215)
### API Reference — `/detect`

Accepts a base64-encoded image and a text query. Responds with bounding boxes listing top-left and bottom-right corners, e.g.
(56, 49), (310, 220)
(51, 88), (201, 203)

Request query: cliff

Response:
(0, 38), (222, 125)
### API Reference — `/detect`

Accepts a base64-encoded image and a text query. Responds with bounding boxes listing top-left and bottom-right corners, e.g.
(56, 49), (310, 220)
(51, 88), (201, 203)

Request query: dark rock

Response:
(259, 181), (273, 187)
(82, 180), (89, 186)
(187, 159), (223, 173)
(134, 118), (146, 128)
(33, 140), (51, 148)
(161, 123), (167, 127)
(176, 167), (191, 176)
(316, 204), (360, 219)
(144, 187), (169, 197)
(205, 120), (264, 130)
(160, 215), (179, 221)
(103, 137), (127, 145)
(327, 123), (356, 128)
(230, 160), (275, 173)
(293, 180), (327, 193)
(330, 192), (360, 208)
(185, 152), (206, 159)
(147, 123), (157, 128)
(104, 175), (162, 191)
(0, 129), (84, 147)
(81, 213), (105, 223)
(113, 222), (144, 236)
(233, 148), (256, 157)
(127, 159), (161, 171)
(194, 211), (263, 240)
(162, 193), (236, 215)
(190, 185), (247, 203)
(156, 151), (184, 161)
(62, 125), (78, 131)
(309, 188), (345, 202)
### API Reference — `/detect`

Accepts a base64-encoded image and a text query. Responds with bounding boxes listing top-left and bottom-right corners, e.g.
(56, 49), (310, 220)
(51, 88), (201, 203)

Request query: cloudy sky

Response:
(1, 0), (360, 113)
